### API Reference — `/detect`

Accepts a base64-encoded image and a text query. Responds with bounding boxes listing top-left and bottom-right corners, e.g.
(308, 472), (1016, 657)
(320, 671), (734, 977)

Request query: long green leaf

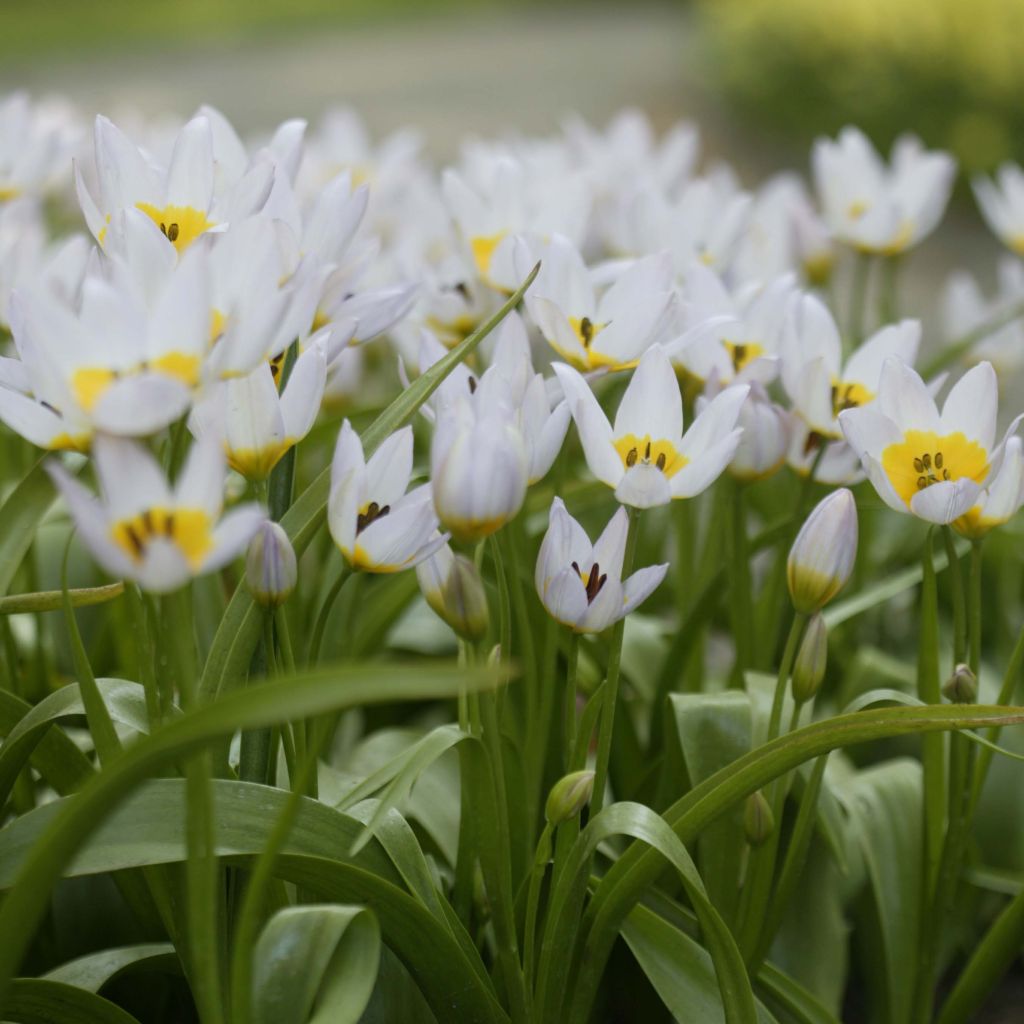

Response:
(0, 778), (503, 1023)
(198, 264), (539, 702)
(0, 690), (93, 796)
(622, 904), (776, 1023)
(0, 460), (57, 598)
(43, 944), (178, 992)
(533, 801), (756, 1024)
(0, 661), (501, 1008)
(2, 979), (141, 1024)
(0, 679), (152, 810)
(0, 582), (124, 615)
(571, 704), (1024, 1021)
(252, 905), (380, 1024)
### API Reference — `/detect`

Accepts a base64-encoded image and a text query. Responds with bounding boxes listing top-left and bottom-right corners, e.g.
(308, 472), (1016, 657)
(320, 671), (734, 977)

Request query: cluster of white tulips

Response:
(2, 88), (1024, 629)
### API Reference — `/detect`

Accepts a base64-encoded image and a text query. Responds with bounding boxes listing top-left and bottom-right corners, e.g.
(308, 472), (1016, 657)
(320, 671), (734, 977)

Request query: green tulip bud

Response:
(792, 613), (828, 704)
(545, 770), (595, 826)
(744, 790), (774, 847)
(943, 663), (978, 704)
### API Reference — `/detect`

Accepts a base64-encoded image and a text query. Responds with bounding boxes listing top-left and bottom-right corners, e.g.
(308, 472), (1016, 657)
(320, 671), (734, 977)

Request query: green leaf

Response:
(622, 903), (777, 1024)
(0, 679), (152, 810)
(0, 582), (124, 615)
(573, 704), (1024, 1021)
(535, 801), (756, 1024)
(0, 661), (503, 1010)
(668, 692), (751, 924)
(252, 905), (380, 1024)
(756, 962), (840, 1024)
(2, 979), (141, 1023)
(337, 724), (470, 853)
(0, 460), (57, 598)
(0, 690), (93, 797)
(198, 264), (539, 703)
(832, 760), (922, 1024)
(0, 779), (504, 1024)
(42, 944), (178, 992)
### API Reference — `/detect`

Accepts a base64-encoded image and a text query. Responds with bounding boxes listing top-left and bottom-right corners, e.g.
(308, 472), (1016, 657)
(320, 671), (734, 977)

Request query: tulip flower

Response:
(781, 293), (921, 439)
(246, 520), (297, 607)
(840, 358), (1021, 524)
(973, 163), (1024, 258)
(787, 489), (858, 614)
(328, 421), (445, 572)
(535, 498), (667, 633)
(554, 343), (748, 509)
(416, 543), (489, 641)
(812, 126), (955, 255)
(46, 434), (264, 594)
(953, 435), (1024, 540)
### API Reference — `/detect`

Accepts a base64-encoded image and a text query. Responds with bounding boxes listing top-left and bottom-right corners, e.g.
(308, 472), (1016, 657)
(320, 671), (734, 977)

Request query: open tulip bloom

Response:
(840, 358), (1023, 524)
(536, 498), (667, 633)
(781, 293), (921, 439)
(554, 343), (749, 509)
(46, 434), (265, 593)
(518, 233), (673, 373)
(328, 420), (446, 572)
(76, 114), (272, 256)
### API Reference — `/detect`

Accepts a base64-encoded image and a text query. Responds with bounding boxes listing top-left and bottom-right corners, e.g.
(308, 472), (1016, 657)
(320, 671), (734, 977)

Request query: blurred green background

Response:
(3, 0), (1022, 175)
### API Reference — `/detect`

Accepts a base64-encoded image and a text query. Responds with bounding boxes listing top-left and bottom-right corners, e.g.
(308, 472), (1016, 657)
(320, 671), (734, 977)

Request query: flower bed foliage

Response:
(3, 95), (1024, 1023)
(697, 0), (1024, 175)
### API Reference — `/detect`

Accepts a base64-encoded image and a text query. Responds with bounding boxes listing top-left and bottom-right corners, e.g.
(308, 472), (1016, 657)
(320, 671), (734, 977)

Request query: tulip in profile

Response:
(787, 489), (858, 615)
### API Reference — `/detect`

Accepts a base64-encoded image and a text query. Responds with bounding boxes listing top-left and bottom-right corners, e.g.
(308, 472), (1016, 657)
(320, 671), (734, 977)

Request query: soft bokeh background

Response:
(2, 0), (1022, 324)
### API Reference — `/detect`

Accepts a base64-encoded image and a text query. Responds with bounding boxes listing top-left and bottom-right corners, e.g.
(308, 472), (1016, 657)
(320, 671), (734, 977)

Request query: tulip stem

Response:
(523, 821), (553, 992)
(563, 632), (580, 769)
(727, 480), (754, 687)
(943, 526), (967, 667)
(590, 506), (641, 815)
(847, 250), (873, 348)
(767, 614), (806, 744)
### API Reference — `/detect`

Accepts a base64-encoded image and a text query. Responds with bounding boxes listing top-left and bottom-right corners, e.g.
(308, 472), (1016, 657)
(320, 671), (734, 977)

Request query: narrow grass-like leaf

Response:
(43, 944), (178, 992)
(622, 904), (775, 1023)
(0, 460), (57, 598)
(571, 704), (1024, 1021)
(0, 661), (501, 1007)
(199, 265), (539, 702)
(3, 979), (142, 1023)
(0, 582), (124, 615)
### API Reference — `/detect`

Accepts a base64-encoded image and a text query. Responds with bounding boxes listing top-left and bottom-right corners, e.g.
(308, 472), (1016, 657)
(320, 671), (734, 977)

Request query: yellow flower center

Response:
(613, 434), (688, 478)
(723, 340), (764, 376)
(880, 430), (989, 508)
(135, 202), (215, 253)
(470, 231), (507, 278)
(426, 313), (479, 348)
(209, 308), (227, 346)
(71, 352), (201, 412)
(110, 506), (213, 569)
(0, 185), (20, 202)
(831, 379), (874, 417)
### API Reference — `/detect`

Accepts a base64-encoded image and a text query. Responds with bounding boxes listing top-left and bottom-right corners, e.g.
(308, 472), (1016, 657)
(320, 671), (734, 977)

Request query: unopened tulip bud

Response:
(787, 489), (858, 614)
(744, 790), (774, 847)
(792, 613), (828, 703)
(729, 386), (790, 482)
(416, 545), (489, 641)
(545, 770), (595, 826)
(245, 521), (297, 608)
(943, 663), (978, 704)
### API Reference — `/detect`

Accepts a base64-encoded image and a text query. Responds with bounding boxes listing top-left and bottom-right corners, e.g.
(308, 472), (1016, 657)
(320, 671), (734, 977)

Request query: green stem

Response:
(164, 587), (225, 1024)
(879, 254), (901, 323)
(228, 723), (325, 1024)
(968, 541), (982, 677)
(590, 506), (641, 815)
(523, 822), (554, 993)
(767, 616), (806, 744)
(727, 480), (754, 687)
(126, 584), (161, 730)
(307, 564), (350, 666)
(847, 250), (873, 348)
(943, 526), (967, 667)
(563, 632), (580, 770)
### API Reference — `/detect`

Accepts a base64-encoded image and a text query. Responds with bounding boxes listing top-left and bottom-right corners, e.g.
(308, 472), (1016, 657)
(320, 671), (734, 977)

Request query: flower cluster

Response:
(2, 95), (1023, 613)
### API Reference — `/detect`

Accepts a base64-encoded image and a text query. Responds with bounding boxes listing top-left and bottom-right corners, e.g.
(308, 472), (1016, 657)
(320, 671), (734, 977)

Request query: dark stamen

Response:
(356, 501), (390, 535)
(580, 316), (594, 345)
(625, 447), (638, 467)
(167, 223), (180, 243)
